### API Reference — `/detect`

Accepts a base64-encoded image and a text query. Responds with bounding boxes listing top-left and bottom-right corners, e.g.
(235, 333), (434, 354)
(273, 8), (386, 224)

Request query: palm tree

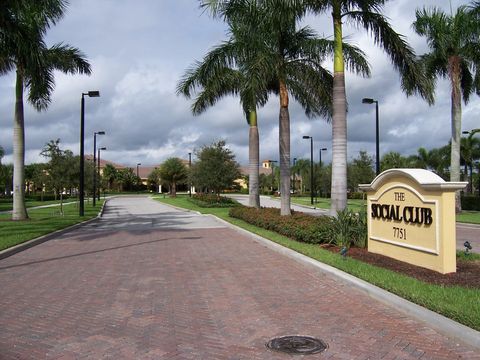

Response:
(1, 0), (91, 220)
(201, 0), (369, 215)
(177, 15), (269, 208)
(306, 0), (433, 214)
(413, 5), (480, 211)
(461, 133), (480, 193)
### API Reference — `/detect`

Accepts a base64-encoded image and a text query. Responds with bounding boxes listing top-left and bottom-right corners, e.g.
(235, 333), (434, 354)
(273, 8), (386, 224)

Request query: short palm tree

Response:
(1, 0), (91, 220)
(200, 0), (369, 215)
(413, 5), (480, 211)
(306, 0), (433, 214)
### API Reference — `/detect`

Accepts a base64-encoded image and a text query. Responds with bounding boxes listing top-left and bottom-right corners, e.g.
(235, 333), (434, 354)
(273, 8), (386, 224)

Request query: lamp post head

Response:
(362, 98), (375, 104)
(137, 163), (141, 166)
(302, 135), (311, 139)
(87, 91), (100, 97)
(99, 147), (106, 151)
(320, 148), (327, 151)
(96, 131), (105, 135)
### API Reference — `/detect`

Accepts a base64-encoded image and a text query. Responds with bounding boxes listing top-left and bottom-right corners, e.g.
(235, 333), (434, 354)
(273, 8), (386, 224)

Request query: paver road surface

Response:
(0, 196), (478, 359)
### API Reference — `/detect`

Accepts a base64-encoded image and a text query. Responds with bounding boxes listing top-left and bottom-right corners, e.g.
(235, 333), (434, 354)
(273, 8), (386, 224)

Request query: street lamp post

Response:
(92, 131), (105, 206)
(318, 148), (327, 197)
(292, 157), (297, 193)
(362, 98), (380, 175)
(303, 136), (314, 205)
(188, 152), (192, 197)
(269, 160), (278, 192)
(98, 147), (106, 200)
(79, 90), (100, 216)
(136, 163), (141, 191)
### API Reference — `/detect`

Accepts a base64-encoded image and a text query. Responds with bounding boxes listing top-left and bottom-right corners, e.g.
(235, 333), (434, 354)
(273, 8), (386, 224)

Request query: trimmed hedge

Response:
(229, 206), (333, 244)
(188, 194), (239, 208)
(461, 195), (480, 211)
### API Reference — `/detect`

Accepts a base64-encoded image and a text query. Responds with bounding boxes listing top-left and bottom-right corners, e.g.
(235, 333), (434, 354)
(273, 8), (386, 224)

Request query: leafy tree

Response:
(380, 151), (409, 171)
(191, 140), (241, 195)
(413, 5), (480, 211)
(116, 168), (137, 192)
(102, 164), (118, 191)
(1, 0), (91, 220)
(40, 139), (77, 214)
(306, 0), (433, 214)
(348, 151), (375, 192)
(159, 158), (188, 197)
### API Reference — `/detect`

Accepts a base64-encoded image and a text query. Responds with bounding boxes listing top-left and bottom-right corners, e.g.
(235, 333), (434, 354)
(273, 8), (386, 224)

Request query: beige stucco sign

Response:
(359, 169), (466, 274)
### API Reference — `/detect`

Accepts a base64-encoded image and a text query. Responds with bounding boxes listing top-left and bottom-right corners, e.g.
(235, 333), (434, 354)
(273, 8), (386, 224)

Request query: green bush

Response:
(461, 195), (480, 211)
(188, 194), (239, 208)
(347, 191), (365, 200)
(25, 193), (71, 202)
(229, 206), (333, 244)
(328, 208), (368, 248)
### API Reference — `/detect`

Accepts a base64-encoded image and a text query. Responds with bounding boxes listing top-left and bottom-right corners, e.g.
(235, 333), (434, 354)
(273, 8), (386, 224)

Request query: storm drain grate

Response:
(266, 335), (327, 355)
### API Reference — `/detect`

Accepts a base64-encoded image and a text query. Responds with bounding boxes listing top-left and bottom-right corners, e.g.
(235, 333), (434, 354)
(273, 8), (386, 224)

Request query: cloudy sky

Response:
(1, 0), (478, 168)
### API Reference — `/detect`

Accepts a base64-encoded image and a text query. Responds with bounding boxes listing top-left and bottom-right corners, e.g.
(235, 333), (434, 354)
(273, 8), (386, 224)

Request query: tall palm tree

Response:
(177, 15), (270, 208)
(201, 0), (369, 215)
(305, 0), (433, 214)
(1, 0), (91, 220)
(413, 5), (480, 211)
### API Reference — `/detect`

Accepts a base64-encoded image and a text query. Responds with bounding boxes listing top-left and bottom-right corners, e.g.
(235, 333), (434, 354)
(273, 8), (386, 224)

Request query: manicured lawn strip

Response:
(457, 211), (480, 224)
(0, 201), (104, 251)
(289, 196), (366, 212)
(153, 195), (480, 331)
(0, 199), (77, 212)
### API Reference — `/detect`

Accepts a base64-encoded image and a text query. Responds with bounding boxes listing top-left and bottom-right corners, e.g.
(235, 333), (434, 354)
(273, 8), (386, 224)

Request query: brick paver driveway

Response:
(0, 196), (478, 359)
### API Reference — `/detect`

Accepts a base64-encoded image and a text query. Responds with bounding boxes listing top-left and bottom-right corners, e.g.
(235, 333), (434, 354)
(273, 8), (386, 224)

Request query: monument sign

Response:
(359, 169), (466, 274)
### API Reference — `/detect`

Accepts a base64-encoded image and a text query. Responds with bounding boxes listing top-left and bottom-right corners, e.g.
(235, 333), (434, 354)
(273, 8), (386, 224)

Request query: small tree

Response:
(40, 139), (77, 214)
(159, 158), (188, 197)
(348, 151), (375, 192)
(191, 140), (241, 196)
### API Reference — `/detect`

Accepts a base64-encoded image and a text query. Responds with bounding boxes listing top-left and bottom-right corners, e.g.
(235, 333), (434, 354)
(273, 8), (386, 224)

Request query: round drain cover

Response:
(266, 335), (327, 355)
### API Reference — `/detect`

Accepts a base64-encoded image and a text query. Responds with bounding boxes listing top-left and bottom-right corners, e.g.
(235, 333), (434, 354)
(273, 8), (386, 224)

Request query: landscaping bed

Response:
(324, 245), (480, 288)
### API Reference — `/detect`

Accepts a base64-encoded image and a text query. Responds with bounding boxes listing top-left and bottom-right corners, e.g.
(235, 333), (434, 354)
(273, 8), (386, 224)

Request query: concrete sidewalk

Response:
(0, 196), (478, 359)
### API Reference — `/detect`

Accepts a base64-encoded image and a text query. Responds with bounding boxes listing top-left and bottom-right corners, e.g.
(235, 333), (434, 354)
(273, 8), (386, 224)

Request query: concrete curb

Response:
(0, 199), (109, 261)
(209, 214), (480, 351)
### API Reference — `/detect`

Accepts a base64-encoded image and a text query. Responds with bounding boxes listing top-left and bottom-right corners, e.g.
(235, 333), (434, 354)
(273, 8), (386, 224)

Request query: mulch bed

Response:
(324, 245), (480, 289)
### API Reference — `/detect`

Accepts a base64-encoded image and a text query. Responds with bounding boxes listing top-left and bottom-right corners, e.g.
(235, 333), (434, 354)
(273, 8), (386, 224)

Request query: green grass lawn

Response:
(0, 201), (104, 251)
(0, 198), (78, 212)
(153, 194), (480, 331)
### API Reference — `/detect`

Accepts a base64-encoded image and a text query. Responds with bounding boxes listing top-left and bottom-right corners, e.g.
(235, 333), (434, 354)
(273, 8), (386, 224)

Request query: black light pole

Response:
(98, 147), (106, 200)
(188, 152), (192, 197)
(319, 147), (327, 167)
(80, 90), (100, 216)
(92, 130), (105, 207)
(136, 163), (141, 191)
(303, 136), (314, 205)
(269, 160), (278, 192)
(362, 98), (380, 175)
(292, 157), (297, 193)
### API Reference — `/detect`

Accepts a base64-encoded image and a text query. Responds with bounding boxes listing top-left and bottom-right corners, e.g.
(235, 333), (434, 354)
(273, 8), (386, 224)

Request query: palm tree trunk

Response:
(248, 110), (260, 208)
(279, 79), (291, 216)
(12, 69), (28, 220)
(172, 182), (177, 197)
(449, 56), (462, 212)
(330, 4), (347, 215)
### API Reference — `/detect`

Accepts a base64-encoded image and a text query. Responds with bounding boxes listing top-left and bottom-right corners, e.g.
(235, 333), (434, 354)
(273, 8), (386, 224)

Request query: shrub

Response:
(328, 208), (368, 248)
(348, 192), (365, 200)
(189, 193), (239, 208)
(229, 206), (333, 244)
(461, 195), (480, 211)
